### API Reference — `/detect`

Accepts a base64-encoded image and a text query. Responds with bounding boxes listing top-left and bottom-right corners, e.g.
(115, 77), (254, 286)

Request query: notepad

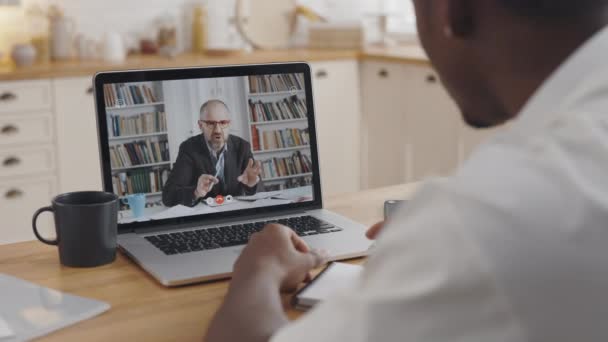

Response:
(0, 316), (14, 339)
(0, 274), (110, 341)
(292, 262), (363, 310)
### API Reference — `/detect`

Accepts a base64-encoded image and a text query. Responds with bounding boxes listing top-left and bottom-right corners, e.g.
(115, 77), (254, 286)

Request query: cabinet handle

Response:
(378, 69), (389, 78)
(2, 156), (20, 167)
(426, 74), (438, 84)
(5, 188), (24, 200)
(86, 86), (94, 95)
(315, 70), (328, 79)
(1, 124), (18, 135)
(0, 92), (17, 101)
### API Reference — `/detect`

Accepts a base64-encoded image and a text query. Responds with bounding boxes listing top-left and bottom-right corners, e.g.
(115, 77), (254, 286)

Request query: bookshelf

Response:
(109, 131), (168, 142)
(106, 102), (165, 110)
(111, 161), (172, 172)
(246, 74), (313, 191)
(264, 172), (313, 182)
(104, 81), (171, 206)
(254, 146), (309, 155)
(248, 90), (306, 97)
(252, 118), (307, 126)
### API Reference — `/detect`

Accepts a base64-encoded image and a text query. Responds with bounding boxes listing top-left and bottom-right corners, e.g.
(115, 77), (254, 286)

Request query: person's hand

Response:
(194, 174), (219, 199)
(237, 159), (262, 188)
(233, 224), (328, 292)
(366, 221), (385, 240)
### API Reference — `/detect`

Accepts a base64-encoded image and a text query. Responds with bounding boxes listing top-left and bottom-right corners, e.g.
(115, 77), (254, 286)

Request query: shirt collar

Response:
(508, 25), (608, 135)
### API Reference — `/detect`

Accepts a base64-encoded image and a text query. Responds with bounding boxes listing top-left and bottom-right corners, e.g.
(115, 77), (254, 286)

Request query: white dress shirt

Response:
(272, 26), (608, 342)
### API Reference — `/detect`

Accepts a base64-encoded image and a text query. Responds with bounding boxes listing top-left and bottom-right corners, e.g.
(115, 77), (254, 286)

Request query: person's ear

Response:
(441, 0), (475, 38)
(198, 120), (204, 130)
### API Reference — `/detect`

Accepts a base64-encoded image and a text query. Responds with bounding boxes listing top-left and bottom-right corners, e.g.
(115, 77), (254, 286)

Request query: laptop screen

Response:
(96, 66), (319, 226)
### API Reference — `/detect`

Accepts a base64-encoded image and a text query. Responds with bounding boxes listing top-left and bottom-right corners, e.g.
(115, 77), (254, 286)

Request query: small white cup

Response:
(102, 32), (126, 63)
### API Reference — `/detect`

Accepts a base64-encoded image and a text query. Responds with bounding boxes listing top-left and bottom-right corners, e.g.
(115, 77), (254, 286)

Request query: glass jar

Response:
(157, 12), (178, 56)
(25, 5), (50, 63)
(192, 4), (208, 53)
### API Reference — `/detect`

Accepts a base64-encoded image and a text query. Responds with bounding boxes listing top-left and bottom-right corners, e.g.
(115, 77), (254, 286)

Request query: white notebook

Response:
(0, 274), (110, 341)
(292, 262), (363, 310)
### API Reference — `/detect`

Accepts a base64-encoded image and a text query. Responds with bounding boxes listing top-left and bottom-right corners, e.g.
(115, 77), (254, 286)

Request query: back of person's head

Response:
(412, 0), (608, 128)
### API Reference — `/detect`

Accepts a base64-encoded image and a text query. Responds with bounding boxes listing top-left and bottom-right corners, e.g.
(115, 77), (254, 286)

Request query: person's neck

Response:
(486, 22), (608, 118)
(212, 144), (225, 154)
(205, 138), (226, 155)
(210, 143), (226, 154)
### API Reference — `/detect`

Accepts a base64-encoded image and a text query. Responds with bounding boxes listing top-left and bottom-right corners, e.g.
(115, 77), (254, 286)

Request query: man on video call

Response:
(162, 99), (262, 207)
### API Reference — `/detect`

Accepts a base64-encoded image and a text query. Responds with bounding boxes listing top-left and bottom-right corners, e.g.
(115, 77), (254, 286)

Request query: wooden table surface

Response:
(0, 183), (419, 341)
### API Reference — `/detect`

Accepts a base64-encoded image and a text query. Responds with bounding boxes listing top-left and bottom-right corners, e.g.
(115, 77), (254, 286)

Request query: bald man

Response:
(162, 100), (262, 207)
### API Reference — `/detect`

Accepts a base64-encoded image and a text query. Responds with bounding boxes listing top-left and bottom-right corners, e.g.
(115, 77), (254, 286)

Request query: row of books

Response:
(104, 83), (160, 108)
(108, 112), (167, 137)
(110, 139), (170, 169)
(112, 169), (170, 197)
(260, 151), (312, 180)
(248, 96), (307, 122)
(248, 74), (305, 93)
(263, 175), (313, 191)
(251, 127), (309, 151)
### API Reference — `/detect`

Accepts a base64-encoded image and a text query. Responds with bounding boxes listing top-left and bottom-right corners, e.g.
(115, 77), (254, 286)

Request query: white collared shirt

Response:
(272, 26), (608, 342)
(206, 140), (227, 181)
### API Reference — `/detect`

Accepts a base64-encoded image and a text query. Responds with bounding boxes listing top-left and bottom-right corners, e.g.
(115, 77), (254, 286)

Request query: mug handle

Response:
(32, 206), (59, 246)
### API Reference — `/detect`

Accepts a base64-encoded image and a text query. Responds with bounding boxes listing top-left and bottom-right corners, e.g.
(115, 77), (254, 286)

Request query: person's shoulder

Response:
(179, 135), (204, 153)
(228, 135), (251, 150)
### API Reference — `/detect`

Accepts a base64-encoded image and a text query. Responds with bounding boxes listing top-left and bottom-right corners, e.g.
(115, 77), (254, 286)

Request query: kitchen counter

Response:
(362, 45), (430, 65)
(0, 46), (429, 81)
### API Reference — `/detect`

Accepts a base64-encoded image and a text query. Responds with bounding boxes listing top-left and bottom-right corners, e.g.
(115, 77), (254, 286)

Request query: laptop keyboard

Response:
(144, 215), (343, 256)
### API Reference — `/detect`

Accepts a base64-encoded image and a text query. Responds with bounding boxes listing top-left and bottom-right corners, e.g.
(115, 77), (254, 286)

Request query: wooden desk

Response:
(0, 183), (419, 341)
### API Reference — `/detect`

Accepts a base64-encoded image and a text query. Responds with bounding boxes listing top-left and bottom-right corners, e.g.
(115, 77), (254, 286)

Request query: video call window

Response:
(103, 73), (314, 224)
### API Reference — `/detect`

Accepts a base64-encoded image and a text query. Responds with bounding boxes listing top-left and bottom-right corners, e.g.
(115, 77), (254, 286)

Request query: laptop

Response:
(93, 63), (372, 287)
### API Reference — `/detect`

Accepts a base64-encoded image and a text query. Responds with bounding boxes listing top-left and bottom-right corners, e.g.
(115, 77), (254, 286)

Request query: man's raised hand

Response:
(237, 158), (262, 187)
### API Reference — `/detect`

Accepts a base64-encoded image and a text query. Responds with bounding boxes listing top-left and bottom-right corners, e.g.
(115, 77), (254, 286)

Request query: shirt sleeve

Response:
(271, 179), (527, 342)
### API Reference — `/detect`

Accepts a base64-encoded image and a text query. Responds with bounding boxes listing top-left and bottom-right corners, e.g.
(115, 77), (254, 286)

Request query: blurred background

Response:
(0, 0), (508, 244)
(0, 0), (416, 61)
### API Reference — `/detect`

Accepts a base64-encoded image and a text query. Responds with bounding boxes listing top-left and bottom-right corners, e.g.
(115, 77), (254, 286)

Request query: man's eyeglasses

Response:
(202, 120), (231, 129)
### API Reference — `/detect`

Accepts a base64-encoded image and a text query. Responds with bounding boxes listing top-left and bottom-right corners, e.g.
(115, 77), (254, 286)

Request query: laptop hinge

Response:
(133, 208), (310, 235)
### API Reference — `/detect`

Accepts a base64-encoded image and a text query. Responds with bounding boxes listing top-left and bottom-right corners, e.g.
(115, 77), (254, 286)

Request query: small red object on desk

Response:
(215, 195), (225, 205)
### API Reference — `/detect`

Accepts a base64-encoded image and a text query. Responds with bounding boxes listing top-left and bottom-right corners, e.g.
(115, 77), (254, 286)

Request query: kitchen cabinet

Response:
(360, 62), (410, 189)
(362, 61), (502, 188)
(362, 61), (462, 187)
(404, 65), (460, 181)
(309, 60), (362, 196)
(0, 79), (57, 244)
(54, 77), (103, 193)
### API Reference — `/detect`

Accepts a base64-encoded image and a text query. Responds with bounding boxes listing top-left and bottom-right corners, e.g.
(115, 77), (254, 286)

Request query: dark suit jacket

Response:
(162, 134), (260, 207)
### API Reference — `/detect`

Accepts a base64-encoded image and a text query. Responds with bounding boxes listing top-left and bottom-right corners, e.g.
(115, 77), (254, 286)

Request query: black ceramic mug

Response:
(32, 191), (119, 268)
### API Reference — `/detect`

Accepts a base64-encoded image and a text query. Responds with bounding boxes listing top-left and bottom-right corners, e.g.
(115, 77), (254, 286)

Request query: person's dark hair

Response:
(499, 0), (604, 19)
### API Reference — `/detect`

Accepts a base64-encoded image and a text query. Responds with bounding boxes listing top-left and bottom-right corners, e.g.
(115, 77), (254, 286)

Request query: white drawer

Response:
(0, 80), (52, 114)
(0, 113), (54, 146)
(0, 146), (55, 178)
(0, 177), (57, 244)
